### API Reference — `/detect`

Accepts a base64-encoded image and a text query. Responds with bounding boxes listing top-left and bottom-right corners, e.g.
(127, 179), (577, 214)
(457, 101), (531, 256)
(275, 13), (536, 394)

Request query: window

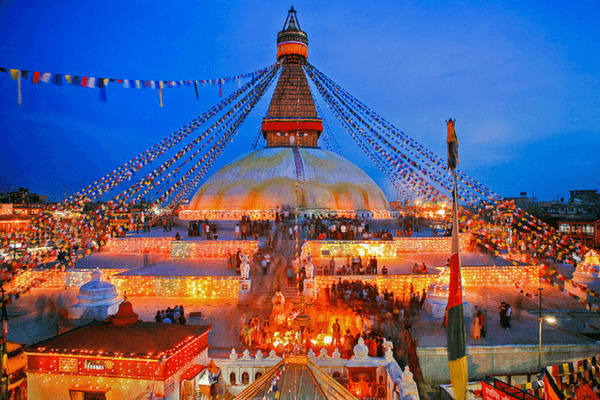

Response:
(69, 390), (108, 400)
(242, 372), (249, 384)
(255, 372), (263, 380)
(559, 224), (570, 233)
(230, 372), (236, 385)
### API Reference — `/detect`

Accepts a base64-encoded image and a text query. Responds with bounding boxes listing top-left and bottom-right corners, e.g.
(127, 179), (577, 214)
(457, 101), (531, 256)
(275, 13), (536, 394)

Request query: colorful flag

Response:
(1, 301), (7, 340)
(447, 121), (467, 400)
(446, 118), (459, 169)
(1, 297), (8, 395)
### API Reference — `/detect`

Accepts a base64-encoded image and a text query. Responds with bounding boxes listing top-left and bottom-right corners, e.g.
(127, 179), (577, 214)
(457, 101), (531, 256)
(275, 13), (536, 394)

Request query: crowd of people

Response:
(154, 305), (186, 324)
(302, 216), (372, 240)
(187, 220), (219, 239)
(316, 255), (386, 276)
(235, 215), (272, 241)
(236, 286), (400, 359)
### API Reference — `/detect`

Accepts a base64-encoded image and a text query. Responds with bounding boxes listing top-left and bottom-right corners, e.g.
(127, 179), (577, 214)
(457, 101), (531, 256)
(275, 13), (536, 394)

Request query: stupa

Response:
(573, 250), (600, 285)
(423, 264), (473, 319)
(183, 7), (391, 220)
(69, 268), (120, 320)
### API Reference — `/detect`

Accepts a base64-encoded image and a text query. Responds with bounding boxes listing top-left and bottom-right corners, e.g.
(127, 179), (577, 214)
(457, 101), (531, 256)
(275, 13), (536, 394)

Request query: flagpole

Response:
(446, 118), (468, 400)
(0, 285), (8, 400)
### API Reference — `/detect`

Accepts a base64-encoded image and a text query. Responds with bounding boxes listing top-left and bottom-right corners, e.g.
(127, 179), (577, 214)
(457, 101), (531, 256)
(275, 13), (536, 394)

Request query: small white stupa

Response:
(423, 264), (474, 319)
(573, 250), (600, 285)
(69, 268), (120, 319)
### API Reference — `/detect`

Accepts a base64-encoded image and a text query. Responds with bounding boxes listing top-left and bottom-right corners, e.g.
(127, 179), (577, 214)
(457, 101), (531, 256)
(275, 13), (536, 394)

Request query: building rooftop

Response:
(26, 320), (212, 359)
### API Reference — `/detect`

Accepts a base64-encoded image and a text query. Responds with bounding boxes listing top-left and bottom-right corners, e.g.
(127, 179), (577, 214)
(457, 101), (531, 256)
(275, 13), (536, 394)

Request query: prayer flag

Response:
(40, 72), (52, 83)
(446, 122), (467, 400)
(1, 298), (8, 389)
(53, 74), (64, 86)
(1, 300), (7, 340)
(98, 78), (107, 103)
(9, 69), (20, 80)
(446, 118), (459, 169)
(87, 77), (96, 88)
(33, 71), (41, 84)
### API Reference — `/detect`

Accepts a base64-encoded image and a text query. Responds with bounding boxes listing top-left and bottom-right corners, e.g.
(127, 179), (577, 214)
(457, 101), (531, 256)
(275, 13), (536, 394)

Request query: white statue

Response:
(383, 338), (394, 353)
(300, 242), (309, 260)
(240, 254), (250, 280)
(305, 260), (314, 279)
(383, 338), (394, 361)
(272, 291), (285, 308)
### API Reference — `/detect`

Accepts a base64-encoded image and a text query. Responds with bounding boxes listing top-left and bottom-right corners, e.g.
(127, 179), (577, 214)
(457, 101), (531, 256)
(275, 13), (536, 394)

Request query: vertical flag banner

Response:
(447, 118), (459, 169)
(446, 118), (468, 400)
(1, 294), (9, 399)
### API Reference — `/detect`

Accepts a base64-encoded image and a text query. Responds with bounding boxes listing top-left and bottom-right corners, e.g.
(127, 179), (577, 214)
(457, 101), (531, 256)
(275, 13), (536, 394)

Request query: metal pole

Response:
(538, 287), (543, 372)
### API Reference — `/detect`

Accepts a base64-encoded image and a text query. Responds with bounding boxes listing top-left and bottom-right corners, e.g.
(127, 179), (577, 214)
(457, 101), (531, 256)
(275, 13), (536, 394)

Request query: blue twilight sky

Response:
(0, 0), (599, 203)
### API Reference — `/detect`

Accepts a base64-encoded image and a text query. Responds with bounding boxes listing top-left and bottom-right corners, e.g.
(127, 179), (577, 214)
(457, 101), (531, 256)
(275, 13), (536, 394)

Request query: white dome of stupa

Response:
(69, 268), (120, 320)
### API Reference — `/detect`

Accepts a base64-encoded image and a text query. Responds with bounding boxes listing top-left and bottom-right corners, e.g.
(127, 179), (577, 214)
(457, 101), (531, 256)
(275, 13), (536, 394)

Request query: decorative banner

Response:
(0, 64), (276, 92)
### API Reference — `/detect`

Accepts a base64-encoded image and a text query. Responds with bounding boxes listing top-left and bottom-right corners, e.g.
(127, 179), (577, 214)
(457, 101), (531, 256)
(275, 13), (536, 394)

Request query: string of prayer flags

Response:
(0, 64), (277, 105)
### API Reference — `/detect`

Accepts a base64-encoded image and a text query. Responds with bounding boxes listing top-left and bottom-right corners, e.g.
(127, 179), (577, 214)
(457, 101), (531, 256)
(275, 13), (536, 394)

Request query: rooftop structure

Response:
(25, 300), (212, 400)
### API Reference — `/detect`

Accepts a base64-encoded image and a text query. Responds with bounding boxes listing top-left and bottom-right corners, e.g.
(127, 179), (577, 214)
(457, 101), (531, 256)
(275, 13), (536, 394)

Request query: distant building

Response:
(557, 217), (600, 249)
(0, 187), (48, 232)
(569, 189), (600, 203)
(543, 189), (600, 218)
(0, 214), (31, 233)
(0, 187), (47, 205)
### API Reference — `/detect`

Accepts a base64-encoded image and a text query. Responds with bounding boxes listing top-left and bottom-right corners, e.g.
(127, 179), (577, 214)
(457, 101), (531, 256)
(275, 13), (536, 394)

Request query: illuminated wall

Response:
(308, 240), (398, 258)
(106, 237), (173, 254)
(110, 276), (240, 299)
(460, 265), (539, 286)
(105, 237), (258, 258)
(14, 269), (126, 289)
(171, 240), (258, 258)
(393, 234), (472, 254)
(306, 234), (472, 258)
(15, 270), (240, 299)
(316, 265), (538, 300)
(27, 371), (161, 400)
